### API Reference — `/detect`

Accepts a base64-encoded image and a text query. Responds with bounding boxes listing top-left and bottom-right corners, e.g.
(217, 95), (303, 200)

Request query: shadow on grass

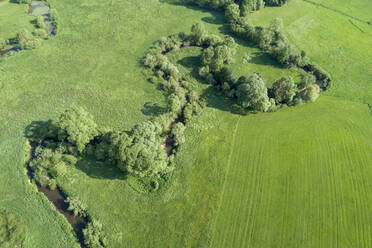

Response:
(75, 158), (125, 180)
(141, 102), (167, 116)
(201, 86), (246, 115)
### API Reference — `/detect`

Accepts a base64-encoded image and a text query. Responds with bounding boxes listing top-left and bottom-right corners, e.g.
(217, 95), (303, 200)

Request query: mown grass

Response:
(211, 96), (372, 247)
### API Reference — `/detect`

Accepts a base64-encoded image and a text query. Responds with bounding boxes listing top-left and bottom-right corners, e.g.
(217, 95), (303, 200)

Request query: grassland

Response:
(0, 0), (371, 247)
(251, 0), (372, 105)
(0, 1), (35, 41)
(211, 97), (372, 247)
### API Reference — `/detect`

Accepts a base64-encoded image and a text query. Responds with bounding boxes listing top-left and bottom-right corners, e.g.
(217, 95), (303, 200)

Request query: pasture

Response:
(0, 0), (371, 247)
(211, 97), (372, 247)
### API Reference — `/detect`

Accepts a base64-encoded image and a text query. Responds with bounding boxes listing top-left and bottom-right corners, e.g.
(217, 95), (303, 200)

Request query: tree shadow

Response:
(200, 86), (247, 115)
(75, 157), (125, 180)
(177, 55), (205, 82)
(141, 102), (167, 116)
(249, 51), (283, 66)
(24, 120), (55, 141)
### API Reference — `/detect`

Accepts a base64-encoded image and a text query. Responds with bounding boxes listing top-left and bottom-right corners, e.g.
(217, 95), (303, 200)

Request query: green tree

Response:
(54, 107), (99, 153)
(271, 77), (296, 104)
(236, 73), (271, 111)
(190, 22), (207, 45)
(225, 3), (240, 22)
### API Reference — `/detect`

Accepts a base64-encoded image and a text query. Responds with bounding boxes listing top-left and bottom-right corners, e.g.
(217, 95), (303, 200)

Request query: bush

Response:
(171, 122), (186, 146)
(66, 197), (87, 217)
(83, 220), (106, 248)
(16, 29), (41, 50)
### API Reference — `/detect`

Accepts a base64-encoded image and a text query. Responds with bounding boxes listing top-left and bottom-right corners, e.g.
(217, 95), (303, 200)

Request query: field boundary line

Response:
(302, 0), (372, 26)
(209, 115), (241, 248)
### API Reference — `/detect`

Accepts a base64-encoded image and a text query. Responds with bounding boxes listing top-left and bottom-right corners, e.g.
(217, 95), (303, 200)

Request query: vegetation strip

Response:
(0, 0), (58, 57)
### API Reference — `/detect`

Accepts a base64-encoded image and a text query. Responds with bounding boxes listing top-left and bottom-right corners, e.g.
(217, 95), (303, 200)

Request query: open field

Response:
(0, 1), (35, 40)
(0, 0), (371, 247)
(211, 97), (372, 247)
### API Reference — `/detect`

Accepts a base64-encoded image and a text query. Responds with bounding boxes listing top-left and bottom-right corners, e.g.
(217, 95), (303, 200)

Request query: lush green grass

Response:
(251, 0), (372, 105)
(0, 0), (238, 246)
(0, 1), (35, 41)
(1, 0), (372, 247)
(210, 97), (372, 247)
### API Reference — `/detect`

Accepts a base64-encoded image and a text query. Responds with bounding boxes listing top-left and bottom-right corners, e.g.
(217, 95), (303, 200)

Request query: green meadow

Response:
(0, 0), (371, 247)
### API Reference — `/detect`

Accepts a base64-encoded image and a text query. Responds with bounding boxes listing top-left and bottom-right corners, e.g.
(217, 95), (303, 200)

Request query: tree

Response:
(236, 73), (271, 111)
(201, 37), (236, 72)
(190, 22), (207, 45)
(54, 107), (99, 153)
(225, 3), (240, 22)
(302, 84), (320, 102)
(271, 77), (296, 104)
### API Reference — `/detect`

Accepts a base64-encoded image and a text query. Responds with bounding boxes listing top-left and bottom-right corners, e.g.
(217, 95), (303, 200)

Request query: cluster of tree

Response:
(191, 24), (320, 111)
(83, 220), (106, 248)
(29, 146), (77, 189)
(224, 4), (331, 89)
(88, 120), (170, 178)
(144, 31), (205, 126)
(0, 209), (26, 248)
(27, 108), (173, 180)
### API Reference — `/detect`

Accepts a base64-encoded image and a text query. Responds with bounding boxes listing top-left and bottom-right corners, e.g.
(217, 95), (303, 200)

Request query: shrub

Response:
(171, 122), (186, 146)
(16, 29), (41, 50)
(66, 197), (87, 217)
(83, 220), (106, 248)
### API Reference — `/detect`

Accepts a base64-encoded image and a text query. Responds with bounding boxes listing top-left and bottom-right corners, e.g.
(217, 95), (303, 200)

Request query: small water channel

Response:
(26, 142), (87, 247)
(0, 0), (56, 57)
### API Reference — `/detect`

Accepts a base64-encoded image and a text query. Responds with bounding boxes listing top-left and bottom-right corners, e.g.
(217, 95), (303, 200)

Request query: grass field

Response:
(0, 1), (35, 41)
(0, 0), (371, 247)
(211, 97), (372, 247)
